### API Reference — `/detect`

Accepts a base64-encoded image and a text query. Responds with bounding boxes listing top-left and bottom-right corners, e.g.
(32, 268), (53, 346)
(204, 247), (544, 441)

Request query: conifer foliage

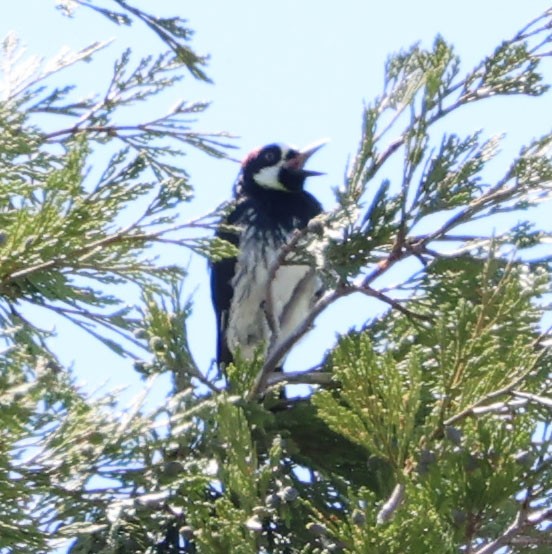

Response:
(0, 2), (551, 552)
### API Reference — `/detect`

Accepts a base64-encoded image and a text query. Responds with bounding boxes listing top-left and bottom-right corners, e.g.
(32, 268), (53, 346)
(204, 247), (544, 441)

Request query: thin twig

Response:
(511, 390), (552, 409)
(265, 370), (333, 388)
(351, 283), (431, 321)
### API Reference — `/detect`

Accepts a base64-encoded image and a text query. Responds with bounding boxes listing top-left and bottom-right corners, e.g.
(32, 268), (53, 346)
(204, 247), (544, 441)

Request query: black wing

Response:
(210, 201), (248, 368)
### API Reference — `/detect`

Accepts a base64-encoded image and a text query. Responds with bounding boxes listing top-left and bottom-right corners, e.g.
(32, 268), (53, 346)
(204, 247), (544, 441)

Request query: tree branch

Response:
(473, 507), (552, 554)
(512, 389), (552, 409)
(376, 483), (406, 525)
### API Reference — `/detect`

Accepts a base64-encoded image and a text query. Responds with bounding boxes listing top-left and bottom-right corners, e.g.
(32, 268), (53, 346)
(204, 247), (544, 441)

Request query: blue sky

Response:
(2, 1), (552, 403)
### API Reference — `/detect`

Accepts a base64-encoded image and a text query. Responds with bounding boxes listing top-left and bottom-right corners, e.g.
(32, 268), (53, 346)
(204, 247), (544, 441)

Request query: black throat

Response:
(235, 178), (323, 236)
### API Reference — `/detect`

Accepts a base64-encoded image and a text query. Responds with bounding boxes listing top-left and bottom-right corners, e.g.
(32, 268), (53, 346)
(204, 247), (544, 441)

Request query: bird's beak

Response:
(284, 139), (327, 177)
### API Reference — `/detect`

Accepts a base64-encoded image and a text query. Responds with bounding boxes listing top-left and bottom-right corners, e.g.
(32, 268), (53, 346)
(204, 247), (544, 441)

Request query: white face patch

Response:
(253, 164), (287, 191)
(252, 144), (295, 191)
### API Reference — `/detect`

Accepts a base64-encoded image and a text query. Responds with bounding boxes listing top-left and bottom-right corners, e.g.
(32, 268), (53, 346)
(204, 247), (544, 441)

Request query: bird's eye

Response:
(259, 145), (281, 165)
(263, 151), (276, 163)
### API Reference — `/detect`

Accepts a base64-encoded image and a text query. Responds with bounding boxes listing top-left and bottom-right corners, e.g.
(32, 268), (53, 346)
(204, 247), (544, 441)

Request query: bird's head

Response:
(240, 141), (326, 195)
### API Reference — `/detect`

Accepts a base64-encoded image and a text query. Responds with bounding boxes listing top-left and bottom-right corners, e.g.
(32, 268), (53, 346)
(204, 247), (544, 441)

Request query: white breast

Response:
(226, 229), (320, 363)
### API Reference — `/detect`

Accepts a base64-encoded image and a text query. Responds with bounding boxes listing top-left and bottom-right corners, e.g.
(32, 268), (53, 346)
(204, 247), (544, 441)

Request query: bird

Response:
(210, 141), (326, 375)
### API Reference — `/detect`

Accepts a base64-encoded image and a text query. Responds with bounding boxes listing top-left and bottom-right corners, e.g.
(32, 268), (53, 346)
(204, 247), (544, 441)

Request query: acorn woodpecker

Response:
(210, 141), (325, 372)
